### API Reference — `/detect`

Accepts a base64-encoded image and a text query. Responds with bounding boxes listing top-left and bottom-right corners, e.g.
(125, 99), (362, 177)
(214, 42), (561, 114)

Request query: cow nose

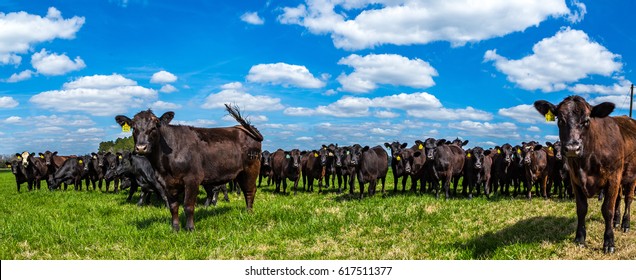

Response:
(564, 142), (581, 157)
(136, 144), (148, 153)
(336, 161), (342, 167)
(505, 156), (511, 163)
(475, 163), (482, 169)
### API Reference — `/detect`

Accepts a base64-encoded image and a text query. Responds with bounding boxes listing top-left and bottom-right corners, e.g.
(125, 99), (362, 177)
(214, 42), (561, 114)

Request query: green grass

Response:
(0, 169), (634, 260)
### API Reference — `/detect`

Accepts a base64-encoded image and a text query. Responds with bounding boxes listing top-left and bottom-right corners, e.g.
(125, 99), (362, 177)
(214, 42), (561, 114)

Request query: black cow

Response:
(258, 150), (272, 187)
(349, 144), (388, 198)
(520, 142), (551, 199)
(270, 149), (302, 195)
(491, 144), (515, 196)
(302, 147), (328, 193)
(27, 153), (49, 190)
(115, 104), (263, 231)
(333, 146), (351, 194)
(6, 152), (34, 192)
(395, 147), (425, 193)
(535, 96), (636, 253)
(104, 151), (169, 207)
(545, 141), (571, 199)
(323, 144), (338, 191)
(463, 147), (491, 198)
(384, 141), (409, 193)
(430, 139), (467, 199)
(49, 157), (85, 190)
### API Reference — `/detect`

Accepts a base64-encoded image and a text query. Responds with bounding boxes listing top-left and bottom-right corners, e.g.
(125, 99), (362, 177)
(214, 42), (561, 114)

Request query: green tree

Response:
(98, 136), (133, 153)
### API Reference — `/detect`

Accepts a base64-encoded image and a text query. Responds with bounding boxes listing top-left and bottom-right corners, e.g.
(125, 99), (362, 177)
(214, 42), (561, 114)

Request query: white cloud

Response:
(565, 0), (586, 23)
(150, 100), (182, 110)
(527, 126), (541, 132)
(247, 62), (325, 88)
(0, 7), (85, 64)
(241, 12), (264, 25)
(159, 84), (178, 93)
(0, 96), (19, 108)
(202, 82), (284, 111)
(150, 70), (177, 84)
(407, 107), (492, 121)
(484, 28), (622, 92)
(6, 70), (34, 83)
(569, 77), (632, 95)
(172, 119), (217, 127)
(4, 114), (95, 127)
(448, 121), (519, 139)
(589, 95), (636, 110)
(374, 110), (398, 118)
(283, 107), (316, 116)
(498, 104), (547, 124)
(296, 136), (314, 141)
(29, 74), (157, 116)
(3, 116), (22, 123)
(76, 127), (104, 134)
(279, 0), (572, 50)
(545, 135), (560, 141)
(30, 48), (85, 76)
(337, 54), (437, 93)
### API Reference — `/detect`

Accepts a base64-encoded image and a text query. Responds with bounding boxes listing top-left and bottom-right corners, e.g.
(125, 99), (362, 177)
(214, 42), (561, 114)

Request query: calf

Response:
(395, 147), (425, 193)
(545, 141), (571, 199)
(271, 149), (302, 194)
(384, 141), (409, 192)
(491, 144), (515, 196)
(463, 147), (491, 198)
(535, 96), (636, 253)
(349, 144), (388, 198)
(333, 146), (351, 194)
(431, 139), (467, 199)
(520, 142), (551, 199)
(115, 104), (263, 231)
(302, 147), (328, 193)
(258, 150), (272, 187)
(104, 151), (168, 207)
(49, 157), (85, 190)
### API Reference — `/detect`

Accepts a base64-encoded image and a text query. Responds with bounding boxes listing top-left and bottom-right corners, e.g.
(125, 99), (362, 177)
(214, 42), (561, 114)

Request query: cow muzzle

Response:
(135, 144), (149, 154)
(564, 142), (582, 158)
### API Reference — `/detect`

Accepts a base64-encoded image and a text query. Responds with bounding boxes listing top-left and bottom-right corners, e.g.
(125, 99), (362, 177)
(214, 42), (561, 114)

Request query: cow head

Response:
(496, 143), (513, 164)
(384, 141), (408, 160)
(546, 141), (563, 161)
(521, 142), (543, 166)
(348, 144), (364, 167)
(261, 150), (271, 168)
(7, 157), (22, 176)
(534, 96), (614, 158)
(450, 138), (469, 147)
(334, 147), (345, 168)
(422, 138), (437, 160)
(286, 149), (302, 169)
(397, 148), (422, 175)
(472, 147), (490, 170)
(41, 151), (58, 166)
(115, 110), (175, 155)
(318, 145), (329, 166)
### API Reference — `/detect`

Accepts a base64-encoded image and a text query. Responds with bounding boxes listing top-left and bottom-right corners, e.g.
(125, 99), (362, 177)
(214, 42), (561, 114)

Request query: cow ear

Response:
(52, 151), (58, 156)
(400, 143), (408, 149)
(160, 111), (175, 124)
(362, 146), (370, 152)
(384, 142), (390, 148)
(534, 145), (543, 151)
(39, 153), (44, 157)
(462, 140), (469, 146)
(591, 102), (614, 118)
(300, 151), (307, 155)
(545, 141), (553, 147)
(484, 150), (491, 156)
(413, 151), (422, 158)
(115, 115), (133, 128)
(436, 139), (446, 146)
(534, 100), (557, 118)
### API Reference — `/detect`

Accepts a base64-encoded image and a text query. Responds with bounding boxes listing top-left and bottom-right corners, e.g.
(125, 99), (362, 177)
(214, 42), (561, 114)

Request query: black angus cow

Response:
(302, 147), (328, 193)
(545, 141), (571, 199)
(333, 146), (351, 194)
(349, 144), (388, 198)
(510, 144), (526, 197)
(463, 147), (491, 198)
(323, 144), (338, 191)
(341, 146), (358, 195)
(395, 147), (425, 193)
(90, 152), (109, 191)
(535, 96), (636, 253)
(491, 144), (515, 196)
(49, 157), (85, 190)
(520, 141), (551, 199)
(384, 141), (409, 192)
(258, 150), (272, 187)
(6, 153), (34, 192)
(104, 151), (169, 207)
(417, 138), (439, 193)
(26, 153), (48, 190)
(40, 151), (69, 190)
(270, 149), (302, 195)
(115, 104), (263, 231)
(104, 153), (122, 193)
(430, 139), (467, 199)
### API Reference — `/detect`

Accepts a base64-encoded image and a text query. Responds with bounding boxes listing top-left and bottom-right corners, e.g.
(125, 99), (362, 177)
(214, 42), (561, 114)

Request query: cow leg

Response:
(128, 182), (138, 202)
(237, 168), (258, 212)
(183, 184), (199, 231)
(258, 174), (262, 188)
(282, 178), (288, 194)
(166, 190), (180, 231)
(613, 193), (622, 228)
(541, 176), (549, 199)
(622, 183), (634, 232)
(601, 184), (619, 253)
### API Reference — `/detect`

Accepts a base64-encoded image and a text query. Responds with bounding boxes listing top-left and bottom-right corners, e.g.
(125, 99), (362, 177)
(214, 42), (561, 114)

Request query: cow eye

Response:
(582, 118), (590, 127)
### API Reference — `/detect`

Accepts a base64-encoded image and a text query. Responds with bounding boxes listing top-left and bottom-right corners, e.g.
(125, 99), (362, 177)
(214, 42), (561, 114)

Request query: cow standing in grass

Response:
(115, 105), (263, 231)
(385, 141), (409, 193)
(6, 153), (34, 192)
(534, 96), (636, 253)
(271, 149), (302, 195)
(349, 144), (388, 198)
(258, 150), (272, 187)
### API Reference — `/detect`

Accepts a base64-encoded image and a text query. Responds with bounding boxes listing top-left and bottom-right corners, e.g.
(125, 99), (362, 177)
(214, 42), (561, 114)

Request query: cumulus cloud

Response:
(159, 84), (178, 93)
(337, 54), (437, 93)
(374, 110), (399, 118)
(150, 100), (182, 110)
(569, 77), (632, 95)
(448, 121), (519, 139)
(31, 48), (85, 76)
(283, 91), (492, 120)
(589, 95), (636, 110)
(0, 7), (85, 65)
(0, 96), (19, 108)
(150, 70), (177, 84)
(241, 12), (264, 25)
(172, 119), (217, 127)
(6, 70), (34, 83)
(498, 104), (547, 124)
(484, 28), (622, 92)
(247, 62), (325, 88)
(202, 82), (284, 111)
(29, 74), (157, 116)
(279, 0), (573, 50)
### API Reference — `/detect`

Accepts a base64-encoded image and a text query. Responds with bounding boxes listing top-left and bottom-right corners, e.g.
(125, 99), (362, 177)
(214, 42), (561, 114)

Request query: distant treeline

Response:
(98, 136), (134, 153)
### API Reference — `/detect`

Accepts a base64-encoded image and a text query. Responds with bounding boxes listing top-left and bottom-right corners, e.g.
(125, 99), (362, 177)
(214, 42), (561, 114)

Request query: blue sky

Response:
(1, 0), (634, 155)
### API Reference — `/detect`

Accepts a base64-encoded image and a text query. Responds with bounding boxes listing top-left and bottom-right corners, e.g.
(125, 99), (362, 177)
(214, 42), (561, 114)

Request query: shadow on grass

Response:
(458, 216), (576, 259)
(134, 205), (233, 229)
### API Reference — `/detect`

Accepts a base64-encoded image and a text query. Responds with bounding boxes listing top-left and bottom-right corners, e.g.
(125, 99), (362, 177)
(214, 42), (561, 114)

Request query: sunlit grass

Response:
(0, 170), (633, 259)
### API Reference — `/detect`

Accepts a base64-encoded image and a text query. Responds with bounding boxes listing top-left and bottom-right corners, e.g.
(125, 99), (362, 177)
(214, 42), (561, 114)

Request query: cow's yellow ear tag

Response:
(314, 153), (319, 158)
(545, 110), (555, 122)
(17, 156), (21, 160)
(418, 144), (423, 150)
(396, 156), (401, 161)
(122, 123), (131, 132)
(497, 149), (501, 154)
(40, 155), (44, 159)
(78, 159), (83, 164)
(467, 153), (471, 158)
(118, 155), (123, 159)
(517, 149), (521, 154)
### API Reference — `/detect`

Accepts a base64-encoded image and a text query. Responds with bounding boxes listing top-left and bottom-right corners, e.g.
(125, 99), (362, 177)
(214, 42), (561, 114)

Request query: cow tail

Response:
(224, 103), (264, 142)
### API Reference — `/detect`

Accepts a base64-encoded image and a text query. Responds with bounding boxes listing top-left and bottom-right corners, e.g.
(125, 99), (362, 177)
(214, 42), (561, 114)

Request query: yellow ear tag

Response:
(314, 153), (319, 158)
(467, 153), (471, 158)
(517, 149), (521, 154)
(17, 156), (21, 160)
(78, 159), (83, 164)
(40, 155), (44, 159)
(328, 152), (334, 156)
(545, 110), (555, 122)
(396, 156), (401, 161)
(122, 123), (131, 132)
(497, 149), (501, 154)
(418, 144), (423, 150)
(549, 147), (553, 151)
(118, 155), (123, 159)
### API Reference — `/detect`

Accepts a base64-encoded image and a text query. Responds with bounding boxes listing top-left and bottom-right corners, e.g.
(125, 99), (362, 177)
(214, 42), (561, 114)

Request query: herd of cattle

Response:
(3, 97), (636, 254)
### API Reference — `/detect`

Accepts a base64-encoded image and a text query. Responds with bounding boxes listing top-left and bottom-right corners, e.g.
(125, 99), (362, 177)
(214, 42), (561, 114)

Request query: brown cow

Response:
(270, 149), (302, 195)
(115, 104), (263, 231)
(535, 96), (636, 253)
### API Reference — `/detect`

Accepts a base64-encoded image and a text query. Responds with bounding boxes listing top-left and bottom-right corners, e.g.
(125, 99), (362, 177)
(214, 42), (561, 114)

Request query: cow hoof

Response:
(623, 227), (630, 233)
(172, 225), (180, 232)
(603, 246), (615, 254)
(614, 223), (620, 228)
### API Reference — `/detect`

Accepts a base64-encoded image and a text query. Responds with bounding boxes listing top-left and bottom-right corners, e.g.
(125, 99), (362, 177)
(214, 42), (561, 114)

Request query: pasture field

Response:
(0, 169), (634, 260)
